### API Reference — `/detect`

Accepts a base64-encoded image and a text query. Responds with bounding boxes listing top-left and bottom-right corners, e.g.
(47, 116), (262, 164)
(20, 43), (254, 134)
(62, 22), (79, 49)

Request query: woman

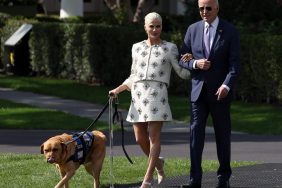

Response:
(109, 12), (191, 188)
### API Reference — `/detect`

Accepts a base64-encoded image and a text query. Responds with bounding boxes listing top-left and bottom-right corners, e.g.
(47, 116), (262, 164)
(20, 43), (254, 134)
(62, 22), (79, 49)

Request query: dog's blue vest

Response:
(68, 131), (94, 164)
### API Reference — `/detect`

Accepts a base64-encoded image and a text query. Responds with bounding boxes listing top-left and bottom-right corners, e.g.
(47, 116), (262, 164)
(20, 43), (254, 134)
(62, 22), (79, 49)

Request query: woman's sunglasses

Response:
(199, 6), (212, 12)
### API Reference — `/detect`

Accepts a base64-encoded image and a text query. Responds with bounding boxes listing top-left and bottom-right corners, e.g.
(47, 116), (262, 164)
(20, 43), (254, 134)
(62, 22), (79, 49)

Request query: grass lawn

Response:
(0, 153), (256, 188)
(0, 99), (109, 131)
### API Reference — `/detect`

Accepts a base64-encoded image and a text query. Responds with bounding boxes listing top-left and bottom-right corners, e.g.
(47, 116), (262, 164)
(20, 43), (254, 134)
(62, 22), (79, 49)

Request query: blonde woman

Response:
(109, 12), (191, 188)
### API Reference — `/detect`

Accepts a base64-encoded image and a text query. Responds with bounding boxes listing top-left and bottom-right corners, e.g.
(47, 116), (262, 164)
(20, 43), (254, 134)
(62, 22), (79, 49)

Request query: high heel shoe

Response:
(140, 181), (151, 188)
(156, 157), (165, 184)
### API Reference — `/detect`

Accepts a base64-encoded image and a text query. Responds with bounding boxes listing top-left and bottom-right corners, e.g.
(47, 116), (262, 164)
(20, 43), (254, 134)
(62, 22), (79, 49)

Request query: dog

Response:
(41, 130), (106, 188)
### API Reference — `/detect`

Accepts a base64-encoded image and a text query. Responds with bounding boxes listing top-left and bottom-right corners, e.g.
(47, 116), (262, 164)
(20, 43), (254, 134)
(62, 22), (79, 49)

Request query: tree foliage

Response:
(181, 0), (282, 34)
(103, 0), (155, 24)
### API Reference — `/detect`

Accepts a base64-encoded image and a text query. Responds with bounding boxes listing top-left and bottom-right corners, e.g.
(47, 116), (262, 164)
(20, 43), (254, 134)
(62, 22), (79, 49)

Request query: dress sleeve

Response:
(122, 44), (137, 90)
(170, 43), (190, 80)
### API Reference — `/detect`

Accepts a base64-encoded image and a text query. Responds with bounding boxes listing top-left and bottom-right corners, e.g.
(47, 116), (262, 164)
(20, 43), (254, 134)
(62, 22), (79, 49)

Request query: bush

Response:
(237, 34), (282, 103)
(0, 0), (37, 6)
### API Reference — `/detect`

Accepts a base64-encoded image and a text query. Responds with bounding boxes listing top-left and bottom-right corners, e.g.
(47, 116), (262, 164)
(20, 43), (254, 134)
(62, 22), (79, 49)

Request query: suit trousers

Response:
(189, 84), (232, 183)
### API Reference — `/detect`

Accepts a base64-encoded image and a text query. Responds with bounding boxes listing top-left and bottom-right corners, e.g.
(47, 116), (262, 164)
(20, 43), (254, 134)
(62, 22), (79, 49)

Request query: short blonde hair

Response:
(144, 12), (162, 25)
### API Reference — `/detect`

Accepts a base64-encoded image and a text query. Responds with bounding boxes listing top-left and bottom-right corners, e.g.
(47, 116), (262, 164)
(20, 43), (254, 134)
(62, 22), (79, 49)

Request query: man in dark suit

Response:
(179, 0), (240, 187)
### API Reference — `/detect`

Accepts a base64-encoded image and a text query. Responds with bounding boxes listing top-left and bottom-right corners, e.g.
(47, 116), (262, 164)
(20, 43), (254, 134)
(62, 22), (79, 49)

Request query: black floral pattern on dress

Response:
(160, 97), (166, 105)
(144, 114), (148, 121)
(162, 113), (168, 120)
(151, 107), (158, 114)
(159, 70), (164, 77)
(153, 50), (161, 57)
(136, 47), (141, 53)
(151, 61), (158, 68)
(137, 108), (142, 115)
(143, 82), (150, 90)
(163, 46), (169, 53)
(140, 61), (146, 69)
(151, 91), (158, 98)
(142, 98), (149, 106)
(141, 51), (148, 57)
(138, 73), (144, 79)
(149, 73), (156, 80)
(136, 91), (141, 99)
(130, 113), (135, 121)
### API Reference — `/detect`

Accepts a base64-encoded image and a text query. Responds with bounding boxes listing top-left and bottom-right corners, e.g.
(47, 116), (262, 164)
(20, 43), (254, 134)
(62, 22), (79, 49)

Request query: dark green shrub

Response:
(0, 0), (37, 6)
(238, 34), (282, 103)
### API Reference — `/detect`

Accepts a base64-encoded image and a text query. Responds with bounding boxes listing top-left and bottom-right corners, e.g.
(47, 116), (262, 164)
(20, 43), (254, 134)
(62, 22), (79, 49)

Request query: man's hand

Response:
(181, 53), (193, 62)
(215, 85), (229, 100)
(196, 59), (211, 70)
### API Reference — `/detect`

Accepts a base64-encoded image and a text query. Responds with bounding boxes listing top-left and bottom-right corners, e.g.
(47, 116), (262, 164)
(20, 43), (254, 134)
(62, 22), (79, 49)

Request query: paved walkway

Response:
(1, 87), (282, 187)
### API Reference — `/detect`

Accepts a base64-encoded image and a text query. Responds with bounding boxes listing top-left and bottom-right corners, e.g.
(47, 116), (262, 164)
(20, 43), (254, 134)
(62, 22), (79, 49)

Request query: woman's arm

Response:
(170, 44), (191, 80)
(109, 84), (129, 96)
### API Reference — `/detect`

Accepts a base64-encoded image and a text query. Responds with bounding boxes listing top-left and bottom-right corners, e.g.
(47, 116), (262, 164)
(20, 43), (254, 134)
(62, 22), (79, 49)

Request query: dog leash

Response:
(64, 94), (133, 164)
(111, 96), (133, 164)
(64, 100), (109, 146)
(108, 96), (114, 188)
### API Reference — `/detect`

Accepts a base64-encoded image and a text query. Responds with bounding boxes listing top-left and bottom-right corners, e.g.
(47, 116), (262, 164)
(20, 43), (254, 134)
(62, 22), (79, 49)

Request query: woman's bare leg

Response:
(133, 122), (164, 187)
(142, 121), (163, 184)
(133, 122), (150, 156)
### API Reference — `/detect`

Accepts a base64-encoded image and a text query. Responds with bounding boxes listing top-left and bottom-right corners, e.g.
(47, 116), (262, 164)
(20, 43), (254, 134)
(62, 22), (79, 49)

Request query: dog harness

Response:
(67, 131), (94, 164)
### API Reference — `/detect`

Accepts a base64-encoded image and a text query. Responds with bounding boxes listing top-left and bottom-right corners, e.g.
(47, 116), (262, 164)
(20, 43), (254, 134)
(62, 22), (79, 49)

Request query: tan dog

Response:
(41, 130), (106, 188)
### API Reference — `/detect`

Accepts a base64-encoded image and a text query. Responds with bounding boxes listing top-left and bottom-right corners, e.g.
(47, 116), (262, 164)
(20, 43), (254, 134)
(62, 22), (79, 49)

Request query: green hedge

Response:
(29, 23), (146, 84)
(0, 21), (281, 104)
(238, 34), (282, 103)
(0, 0), (37, 6)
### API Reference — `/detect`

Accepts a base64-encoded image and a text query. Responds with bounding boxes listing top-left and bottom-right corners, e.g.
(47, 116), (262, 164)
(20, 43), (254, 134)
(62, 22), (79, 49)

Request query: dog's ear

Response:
(40, 144), (44, 154)
(61, 142), (67, 153)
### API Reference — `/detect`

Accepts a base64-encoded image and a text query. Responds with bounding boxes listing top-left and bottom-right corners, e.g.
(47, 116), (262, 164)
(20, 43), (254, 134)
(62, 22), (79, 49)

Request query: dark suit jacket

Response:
(179, 18), (240, 102)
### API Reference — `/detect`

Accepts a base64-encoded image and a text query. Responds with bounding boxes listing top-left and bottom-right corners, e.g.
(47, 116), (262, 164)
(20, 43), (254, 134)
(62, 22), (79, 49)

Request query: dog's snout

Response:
(47, 156), (55, 163)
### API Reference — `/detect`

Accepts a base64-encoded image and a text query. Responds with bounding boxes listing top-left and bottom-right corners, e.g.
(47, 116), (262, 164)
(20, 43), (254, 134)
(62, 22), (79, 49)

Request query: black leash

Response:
(112, 97), (133, 164)
(64, 101), (109, 145)
(64, 95), (133, 164)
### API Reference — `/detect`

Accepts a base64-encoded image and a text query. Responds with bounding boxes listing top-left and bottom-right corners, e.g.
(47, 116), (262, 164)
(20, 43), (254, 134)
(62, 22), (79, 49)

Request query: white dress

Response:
(123, 40), (190, 123)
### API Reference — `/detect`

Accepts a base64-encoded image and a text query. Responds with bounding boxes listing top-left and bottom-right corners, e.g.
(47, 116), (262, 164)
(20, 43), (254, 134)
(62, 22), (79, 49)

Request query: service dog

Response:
(41, 130), (106, 188)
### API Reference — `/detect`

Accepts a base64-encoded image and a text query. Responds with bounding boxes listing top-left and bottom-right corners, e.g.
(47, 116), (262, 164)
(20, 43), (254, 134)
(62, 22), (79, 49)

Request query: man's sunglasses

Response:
(199, 6), (212, 12)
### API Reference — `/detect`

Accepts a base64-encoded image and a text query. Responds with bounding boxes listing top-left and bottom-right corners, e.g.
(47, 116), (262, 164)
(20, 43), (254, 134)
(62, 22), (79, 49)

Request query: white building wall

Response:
(60, 0), (83, 18)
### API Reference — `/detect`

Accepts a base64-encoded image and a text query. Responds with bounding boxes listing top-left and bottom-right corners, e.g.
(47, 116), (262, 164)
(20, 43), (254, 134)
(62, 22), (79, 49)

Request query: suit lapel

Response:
(200, 21), (206, 57)
(210, 20), (223, 57)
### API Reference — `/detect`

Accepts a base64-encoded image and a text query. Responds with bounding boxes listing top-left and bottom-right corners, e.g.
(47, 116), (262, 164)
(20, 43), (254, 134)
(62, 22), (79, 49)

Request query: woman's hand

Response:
(181, 53), (193, 62)
(109, 89), (119, 97)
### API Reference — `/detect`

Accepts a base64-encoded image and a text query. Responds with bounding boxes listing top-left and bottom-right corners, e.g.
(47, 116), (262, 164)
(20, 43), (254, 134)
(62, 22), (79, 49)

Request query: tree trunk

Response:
(104, 0), (133, 24)
(133, 0), (155, 23)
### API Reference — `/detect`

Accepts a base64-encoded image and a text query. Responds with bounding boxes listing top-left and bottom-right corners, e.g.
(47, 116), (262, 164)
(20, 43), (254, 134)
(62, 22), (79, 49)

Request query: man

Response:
(179, 0), (240, 187)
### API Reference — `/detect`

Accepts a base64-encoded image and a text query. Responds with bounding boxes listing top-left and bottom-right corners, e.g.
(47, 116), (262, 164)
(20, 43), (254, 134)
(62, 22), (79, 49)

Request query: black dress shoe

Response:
(181, 182), (201, 188)
(216, 180), (230, 188)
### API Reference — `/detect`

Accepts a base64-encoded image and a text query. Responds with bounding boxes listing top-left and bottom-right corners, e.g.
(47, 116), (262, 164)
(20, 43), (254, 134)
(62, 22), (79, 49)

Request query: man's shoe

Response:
(216, 180), (230, 188)
(181, 182), (201, 188)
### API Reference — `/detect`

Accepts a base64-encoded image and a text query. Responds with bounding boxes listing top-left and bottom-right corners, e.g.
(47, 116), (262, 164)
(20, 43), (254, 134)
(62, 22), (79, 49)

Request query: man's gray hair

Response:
(198, 0), (219, 5)
(144, 12), (162, 25)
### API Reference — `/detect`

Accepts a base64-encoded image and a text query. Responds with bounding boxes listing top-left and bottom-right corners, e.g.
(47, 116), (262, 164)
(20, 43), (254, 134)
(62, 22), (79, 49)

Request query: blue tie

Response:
(204, 24), (211, 58)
